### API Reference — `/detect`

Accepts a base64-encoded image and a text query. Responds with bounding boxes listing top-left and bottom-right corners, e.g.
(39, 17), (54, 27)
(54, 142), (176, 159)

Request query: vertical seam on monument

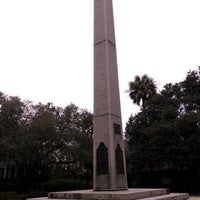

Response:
(104, 0), (115, 190)
(103, 0), (111, 116)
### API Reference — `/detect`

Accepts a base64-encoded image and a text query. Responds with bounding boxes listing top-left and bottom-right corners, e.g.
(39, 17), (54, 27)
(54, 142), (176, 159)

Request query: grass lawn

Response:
(0, 191), (47, 200)
(0, 191), (23, 199)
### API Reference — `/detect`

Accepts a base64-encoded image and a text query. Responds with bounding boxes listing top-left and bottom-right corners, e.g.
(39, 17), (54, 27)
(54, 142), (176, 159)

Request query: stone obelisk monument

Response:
(93, 0), (128, 191)
(28, 0), (190, 199)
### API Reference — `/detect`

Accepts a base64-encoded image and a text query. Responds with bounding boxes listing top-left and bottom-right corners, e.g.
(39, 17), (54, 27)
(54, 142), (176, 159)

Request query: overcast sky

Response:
(1, 0), (200, 128)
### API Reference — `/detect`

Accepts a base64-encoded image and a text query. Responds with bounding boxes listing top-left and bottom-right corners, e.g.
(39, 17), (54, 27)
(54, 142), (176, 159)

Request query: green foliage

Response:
(128, 74), (157, 107)
(42, 178), (88, 192)
(42, 178), (74, 192)
(126, 67), (200, 191)
(0, 180), (18, 191)
(0, 96), (93, 192)
(0, 191), (18, 199)
(181, 68), (200, 111)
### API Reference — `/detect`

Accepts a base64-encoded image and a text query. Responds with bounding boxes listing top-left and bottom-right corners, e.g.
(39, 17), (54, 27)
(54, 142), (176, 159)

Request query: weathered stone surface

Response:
(48, 189), (168, 199)
(94, 0), (115, 45)
(139, 193), (189, 200)
(93, 0), (127, 191)
(27, 189), (190, 200)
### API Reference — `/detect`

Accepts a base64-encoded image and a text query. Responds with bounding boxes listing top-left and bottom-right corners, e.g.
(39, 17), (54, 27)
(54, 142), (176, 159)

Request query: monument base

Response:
(27, 188), (189, 200)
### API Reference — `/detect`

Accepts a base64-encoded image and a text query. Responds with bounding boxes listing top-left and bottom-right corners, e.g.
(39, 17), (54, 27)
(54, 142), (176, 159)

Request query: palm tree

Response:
(128, 74), (157, 108)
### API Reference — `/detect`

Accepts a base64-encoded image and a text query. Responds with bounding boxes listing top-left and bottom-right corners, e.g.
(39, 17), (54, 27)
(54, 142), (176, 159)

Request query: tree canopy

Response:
(125, 67), (200, 192)
(0, 96), (93, 192)
(128, 74), (157, 108)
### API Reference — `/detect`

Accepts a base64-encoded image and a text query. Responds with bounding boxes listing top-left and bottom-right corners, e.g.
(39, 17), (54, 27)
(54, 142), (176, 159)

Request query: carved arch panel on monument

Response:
(96, 142), (109, 175)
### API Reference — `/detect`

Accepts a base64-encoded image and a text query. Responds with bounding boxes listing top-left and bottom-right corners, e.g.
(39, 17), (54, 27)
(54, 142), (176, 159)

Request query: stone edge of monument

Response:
(27, 189), (190, 200)
(48, 188), (168, 200)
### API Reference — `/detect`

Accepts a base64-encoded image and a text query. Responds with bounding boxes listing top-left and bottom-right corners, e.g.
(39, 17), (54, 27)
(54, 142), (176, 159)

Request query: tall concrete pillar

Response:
(93, 0), (128, 191)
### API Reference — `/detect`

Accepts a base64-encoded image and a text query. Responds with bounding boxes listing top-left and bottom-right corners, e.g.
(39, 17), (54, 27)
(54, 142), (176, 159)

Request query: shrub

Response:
(42, 178), (74, 192)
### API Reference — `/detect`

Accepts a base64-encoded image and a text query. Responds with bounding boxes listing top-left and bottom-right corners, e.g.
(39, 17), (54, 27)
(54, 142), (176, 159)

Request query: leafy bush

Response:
(42, 178), (74, 192)
(0, 192), (17, 199)
(42, 177), (89, 192)
(0, 180), (18, 191)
